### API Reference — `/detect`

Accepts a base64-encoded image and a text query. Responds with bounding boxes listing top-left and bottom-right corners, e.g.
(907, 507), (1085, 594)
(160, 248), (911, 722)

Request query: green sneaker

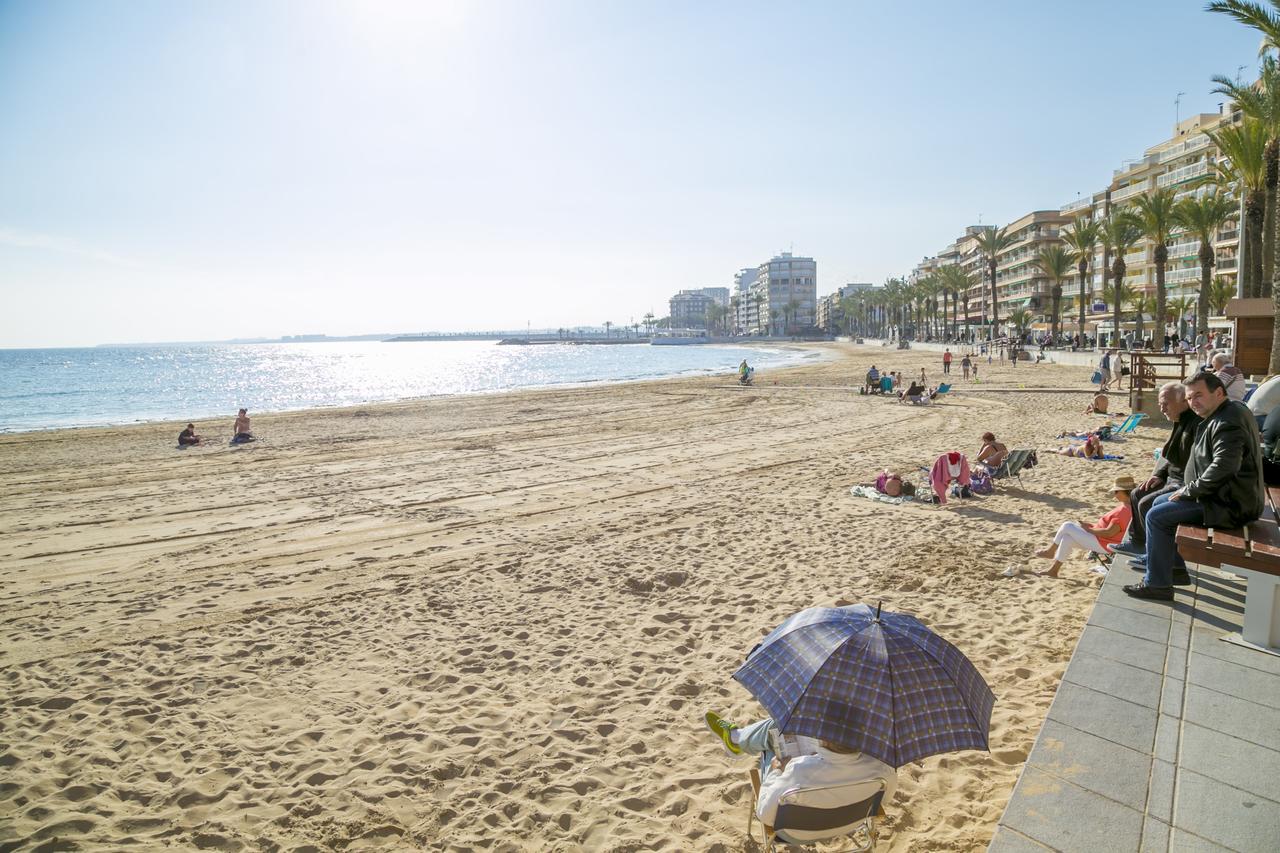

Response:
(704, 711), (742, 755)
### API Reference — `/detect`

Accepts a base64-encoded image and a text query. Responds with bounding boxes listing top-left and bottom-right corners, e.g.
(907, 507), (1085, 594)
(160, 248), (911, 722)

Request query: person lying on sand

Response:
(704, 712), (897, 833)
(874, 470), (916, 497)
(1050, 434), (1103, 459)
(178, 424), (202, 446)
(1031, 476), (1134, 578)
(1084, 393), (1109, 414)
(975, 432), (1008, 471)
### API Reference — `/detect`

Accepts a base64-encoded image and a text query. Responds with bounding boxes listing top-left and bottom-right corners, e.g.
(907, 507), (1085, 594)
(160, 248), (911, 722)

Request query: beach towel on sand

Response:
(850, 485), (913, 505)
(1093, 454), (1125, 462)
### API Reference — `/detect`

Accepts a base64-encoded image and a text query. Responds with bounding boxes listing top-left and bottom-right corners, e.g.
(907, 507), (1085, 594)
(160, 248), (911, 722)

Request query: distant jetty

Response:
(497, 338), (650, 346)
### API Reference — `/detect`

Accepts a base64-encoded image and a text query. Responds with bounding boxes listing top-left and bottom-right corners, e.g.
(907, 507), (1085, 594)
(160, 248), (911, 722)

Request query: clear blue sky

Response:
(0, 0), (1263, 346)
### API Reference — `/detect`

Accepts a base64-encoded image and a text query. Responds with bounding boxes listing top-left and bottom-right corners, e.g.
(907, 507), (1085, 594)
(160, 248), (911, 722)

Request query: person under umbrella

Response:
(704, 603), (995, 831)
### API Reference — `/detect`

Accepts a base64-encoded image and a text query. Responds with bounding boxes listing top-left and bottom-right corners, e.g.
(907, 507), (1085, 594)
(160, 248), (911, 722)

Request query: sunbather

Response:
(231, 408), (255, 444)
(1051, 434), (1103, 458)
(898, 381), (926, 403)
(975, 432), (1008, 471)
(704, 712), (897, 834)
(874, 470), (915, 497)
(1084, 393), (1109, 414)
(1031, 476), (1134, 577)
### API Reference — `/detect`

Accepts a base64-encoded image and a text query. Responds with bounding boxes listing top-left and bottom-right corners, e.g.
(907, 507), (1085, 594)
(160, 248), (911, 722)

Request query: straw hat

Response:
(1110, 476), (1136, 492)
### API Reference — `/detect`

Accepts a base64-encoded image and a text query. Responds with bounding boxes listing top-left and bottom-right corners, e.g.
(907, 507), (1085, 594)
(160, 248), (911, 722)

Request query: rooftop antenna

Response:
(1175, 91), (1186, 127)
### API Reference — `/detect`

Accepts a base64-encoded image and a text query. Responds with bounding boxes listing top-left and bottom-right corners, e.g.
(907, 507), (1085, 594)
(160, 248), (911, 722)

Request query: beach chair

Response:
(934, 383), (953, 396)
(993, 449), (1034, 487)
(1109, 413), (1137, 434)
(1117, 412), (1145, 434)
(748, 768), (885, 853)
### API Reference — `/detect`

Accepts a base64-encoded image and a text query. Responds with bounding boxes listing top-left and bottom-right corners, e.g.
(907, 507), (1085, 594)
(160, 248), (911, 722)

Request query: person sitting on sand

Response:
(178, 423), (202, 446)
(1084, 393), (1109, 415)
(1031, 476), (1134, 577)
(231, 408), (255, 444)
(704, 711), (897, 835)
(1051, 433), (1104, 459)
(975, 432), (1008, 471)
(898, 381), (926, 403)
(864, 366), (881, 394)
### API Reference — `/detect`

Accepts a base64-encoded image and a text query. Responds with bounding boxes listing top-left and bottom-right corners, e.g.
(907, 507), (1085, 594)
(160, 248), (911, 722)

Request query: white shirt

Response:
(1249, 375), (1280, 417)
(757, 746), (897, 827)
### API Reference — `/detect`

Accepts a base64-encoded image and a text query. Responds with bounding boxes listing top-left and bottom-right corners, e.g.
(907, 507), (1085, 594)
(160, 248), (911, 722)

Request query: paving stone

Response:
(1183, 683), (1280, 749)
(1160, 675), (1185, 719)
(1046, 681), (1157, 753)
(1186, 651), (1280, 709)
(1000, 767), (1144, 852)
(1099, 577), (1188, 618)
(1153, 713), (1180, 764)
(1172, 768), (1280, 852)
(986, 825), (1052, 852)
(1139, 816), (1169, 853)
(1148, 758), (1174, 822)
(1164, 645), (1187, 678)
(1074, 624), (1168, 673)
(1026, 719), (1151, 811)
(1062, 650), (1164, 709)
(1166, 828), (1234, 852)
(1190, 627), (1280, 676)
(1179, 721), (1280, 801)
(1088, 601), (1172, 645)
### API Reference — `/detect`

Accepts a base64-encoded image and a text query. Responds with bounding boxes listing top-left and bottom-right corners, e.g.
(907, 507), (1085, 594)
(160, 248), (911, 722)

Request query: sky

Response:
(0, 0), (1266, 347)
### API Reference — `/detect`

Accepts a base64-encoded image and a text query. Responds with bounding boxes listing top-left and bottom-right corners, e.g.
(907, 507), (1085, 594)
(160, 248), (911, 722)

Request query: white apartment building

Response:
(749, 252), (817, 335)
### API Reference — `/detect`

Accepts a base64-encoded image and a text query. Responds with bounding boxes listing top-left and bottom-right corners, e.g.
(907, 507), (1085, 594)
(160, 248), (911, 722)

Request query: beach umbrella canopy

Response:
(732, 603), (995, 769)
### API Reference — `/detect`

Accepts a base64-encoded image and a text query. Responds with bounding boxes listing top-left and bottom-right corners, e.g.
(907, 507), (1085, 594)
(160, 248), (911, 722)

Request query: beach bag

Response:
(970, 470), (993, 495)
(1091, 370), (1102, 384)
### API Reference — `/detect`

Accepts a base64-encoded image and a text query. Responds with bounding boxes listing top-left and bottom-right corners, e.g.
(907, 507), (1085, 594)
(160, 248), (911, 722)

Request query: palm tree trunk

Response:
(989, 260), (999, 338)
(1112, 259), (1126, 349)
(1197, 242), (1213, 337)
(1077, 260), (1089, 342)
(1266, 139), (1278, 295)
(1247, 190), (1265, 298)
(1154, 245), (1167, 350)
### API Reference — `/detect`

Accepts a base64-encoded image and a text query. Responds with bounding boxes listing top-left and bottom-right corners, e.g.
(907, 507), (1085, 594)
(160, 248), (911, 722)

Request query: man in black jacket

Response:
(1126, 371), (1265, 601)
(1113, 383), (1199, 557)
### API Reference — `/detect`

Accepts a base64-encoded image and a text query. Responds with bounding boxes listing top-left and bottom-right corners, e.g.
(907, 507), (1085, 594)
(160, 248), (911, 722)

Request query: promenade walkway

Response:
(988, 558), (1280, 852)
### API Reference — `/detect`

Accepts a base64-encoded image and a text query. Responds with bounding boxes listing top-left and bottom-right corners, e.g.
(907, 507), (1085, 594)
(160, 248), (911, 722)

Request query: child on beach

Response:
(1030, 476), (1134, 577)
(178, 424), (202, 446)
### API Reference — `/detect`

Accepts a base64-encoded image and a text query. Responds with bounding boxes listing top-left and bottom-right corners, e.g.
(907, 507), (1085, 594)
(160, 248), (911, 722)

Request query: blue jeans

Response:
(736, 717), (778, 780)
(1143, 492), (1206, 587)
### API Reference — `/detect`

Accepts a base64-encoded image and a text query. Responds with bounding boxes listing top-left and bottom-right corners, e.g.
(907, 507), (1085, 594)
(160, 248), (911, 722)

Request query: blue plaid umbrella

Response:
(732, 603), (995, 769)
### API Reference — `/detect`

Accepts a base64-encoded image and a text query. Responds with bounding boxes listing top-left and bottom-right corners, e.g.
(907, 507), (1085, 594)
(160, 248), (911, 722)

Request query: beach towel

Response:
(1092, 454), (1125, 461)
(850, 485), (913, 505)
(929, 452), (971, 505)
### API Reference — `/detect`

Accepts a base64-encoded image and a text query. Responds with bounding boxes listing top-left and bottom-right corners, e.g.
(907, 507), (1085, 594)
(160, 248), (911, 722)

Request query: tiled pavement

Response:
(988, 559), (1280, 852)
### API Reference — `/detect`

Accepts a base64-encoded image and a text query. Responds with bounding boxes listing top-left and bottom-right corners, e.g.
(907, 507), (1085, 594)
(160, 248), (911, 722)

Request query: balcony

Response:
(1062, 197), (1094, 214)
(1165, 240), (1201, 259)
(1217, 229), (1240, 243)
(1218, 257), (1238, 270)
(1124, 249), (1147, 266)
(1156, 160), (1210, 188)
(1166, 267), (1202, 284)
(1157, 134), (1212, 163)
(1112, 181), (1150, 203)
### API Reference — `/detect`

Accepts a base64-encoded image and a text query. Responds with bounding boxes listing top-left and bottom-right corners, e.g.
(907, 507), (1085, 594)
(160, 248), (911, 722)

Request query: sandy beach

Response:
(0, 343), (1159, 851)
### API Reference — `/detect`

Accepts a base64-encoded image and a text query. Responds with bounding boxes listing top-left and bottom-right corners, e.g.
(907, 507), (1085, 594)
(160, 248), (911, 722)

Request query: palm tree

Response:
(1205, 117), (1268, 297)
(1132, 188), (1179, 346)
(1063, 217), (1101, 343)
(728, 297), (740, 334)
(1211, 56), (1280, 294)
(1173, 190), (1237, 336)
(974, 227), (1016, 337)
(1211, 275), (1236, 315)
(1034, 245), (1077, 343)
(785, 298), (801, 335)
(1007, 308), (1033, 338)
(1100, 212), (1143, 347)
(939, 265), (974, 342)
(603, 320), (613, 338)
(1102, 279), (1136, 347)
(769, 308), (781, 336)
(1130, 292), (1154, 344)
(1169, 295), (1196, 338)
(643, 312), (655, 336)
(752, 293), (765, 334)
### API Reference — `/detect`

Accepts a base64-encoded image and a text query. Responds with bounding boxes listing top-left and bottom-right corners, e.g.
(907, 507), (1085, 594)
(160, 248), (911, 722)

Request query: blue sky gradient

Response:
(0, 1), (1264, 346)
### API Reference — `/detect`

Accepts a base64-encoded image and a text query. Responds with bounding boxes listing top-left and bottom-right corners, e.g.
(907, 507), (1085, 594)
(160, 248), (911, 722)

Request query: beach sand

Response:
(0, 343), (1158, 851)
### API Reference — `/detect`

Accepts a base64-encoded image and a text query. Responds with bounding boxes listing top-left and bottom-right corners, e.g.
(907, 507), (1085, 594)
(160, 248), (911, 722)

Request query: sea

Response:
(0, 340), (814, 433)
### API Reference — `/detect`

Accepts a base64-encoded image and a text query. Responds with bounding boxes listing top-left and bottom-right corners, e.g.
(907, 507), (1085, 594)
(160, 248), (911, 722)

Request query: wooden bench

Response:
(1175, 486), (1280, 653)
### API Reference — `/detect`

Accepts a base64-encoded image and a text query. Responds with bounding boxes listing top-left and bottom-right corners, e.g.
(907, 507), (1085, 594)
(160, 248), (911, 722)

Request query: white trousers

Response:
(1053, 522), (1108, 562)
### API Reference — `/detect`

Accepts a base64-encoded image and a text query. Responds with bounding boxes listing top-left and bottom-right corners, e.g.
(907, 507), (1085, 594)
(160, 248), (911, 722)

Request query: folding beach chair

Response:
(748, 768), (886, 853)
(1116, 413), (1145, 435)
(934, 383), (953, 396)
(993, 449), (1034, 487)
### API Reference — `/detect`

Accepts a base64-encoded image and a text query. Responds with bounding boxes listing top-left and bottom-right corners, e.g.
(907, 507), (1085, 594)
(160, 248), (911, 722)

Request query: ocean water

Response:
(0, 341), (812, 433)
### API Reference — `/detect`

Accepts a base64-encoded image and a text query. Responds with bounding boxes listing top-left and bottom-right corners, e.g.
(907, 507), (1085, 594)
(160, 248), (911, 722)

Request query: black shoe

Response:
(1112, 542), (1144, 557)
(1123, 582), (1174, 601)
(1171, 570), (1193, 587)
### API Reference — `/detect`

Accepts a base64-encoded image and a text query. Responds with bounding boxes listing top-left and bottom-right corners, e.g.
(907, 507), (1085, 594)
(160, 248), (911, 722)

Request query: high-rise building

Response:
(668, 290), (717, 330)
(749, 252), (817, 335)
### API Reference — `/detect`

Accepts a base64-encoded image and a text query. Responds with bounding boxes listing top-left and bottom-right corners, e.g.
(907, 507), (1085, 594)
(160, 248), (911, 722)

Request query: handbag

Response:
(1091, 370), (1102, 384)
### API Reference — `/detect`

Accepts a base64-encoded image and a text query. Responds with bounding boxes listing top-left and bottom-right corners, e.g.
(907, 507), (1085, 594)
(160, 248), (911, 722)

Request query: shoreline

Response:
(0, 341), (825, 437)
(0, 343), (1156, 850)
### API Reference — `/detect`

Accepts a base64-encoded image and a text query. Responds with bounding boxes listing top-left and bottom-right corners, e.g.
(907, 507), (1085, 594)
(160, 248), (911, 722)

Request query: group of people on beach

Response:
(177, 408), (255, 447)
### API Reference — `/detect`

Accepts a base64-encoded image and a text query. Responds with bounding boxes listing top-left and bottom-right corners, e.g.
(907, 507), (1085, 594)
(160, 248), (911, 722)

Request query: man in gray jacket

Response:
(1125, 371), (1265, 601)
(1113, 383), (1199, 557)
